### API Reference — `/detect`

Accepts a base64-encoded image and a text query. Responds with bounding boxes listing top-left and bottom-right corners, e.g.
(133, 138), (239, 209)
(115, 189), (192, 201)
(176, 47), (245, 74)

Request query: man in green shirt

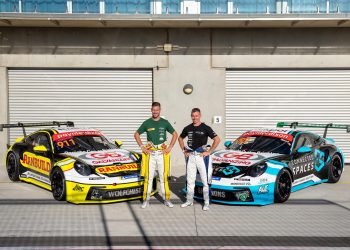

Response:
(134, 102), (178, 208)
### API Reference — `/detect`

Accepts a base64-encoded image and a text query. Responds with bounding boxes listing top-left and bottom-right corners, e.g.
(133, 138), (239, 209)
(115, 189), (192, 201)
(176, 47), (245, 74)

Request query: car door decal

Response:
(290, 153), (314, 178)
(314, 149), (325, 172)
(20, 152), (51, 175)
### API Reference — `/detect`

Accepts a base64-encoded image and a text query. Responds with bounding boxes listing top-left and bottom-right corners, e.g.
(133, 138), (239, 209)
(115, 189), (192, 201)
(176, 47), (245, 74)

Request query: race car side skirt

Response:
(291, 179), (327, 193)
(20, 176), (52, 191)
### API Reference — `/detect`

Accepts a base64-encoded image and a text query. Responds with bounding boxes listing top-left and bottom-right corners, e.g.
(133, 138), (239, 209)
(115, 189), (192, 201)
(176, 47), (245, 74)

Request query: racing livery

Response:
(194, 122), (348, 205)
(1, 122), (156, 204)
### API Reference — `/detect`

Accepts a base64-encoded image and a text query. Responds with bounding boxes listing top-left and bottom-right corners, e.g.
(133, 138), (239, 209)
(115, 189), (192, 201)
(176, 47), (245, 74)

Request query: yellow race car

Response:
(1, 121), (156, 204)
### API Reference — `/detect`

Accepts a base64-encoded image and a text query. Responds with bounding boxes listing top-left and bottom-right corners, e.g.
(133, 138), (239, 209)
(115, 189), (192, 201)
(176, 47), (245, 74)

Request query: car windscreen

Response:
(53, 135), (117, 153)
(229, 136), (291, 154)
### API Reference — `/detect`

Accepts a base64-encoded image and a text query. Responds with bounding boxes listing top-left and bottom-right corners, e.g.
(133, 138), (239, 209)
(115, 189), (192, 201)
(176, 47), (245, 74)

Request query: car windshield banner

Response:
(241, 131), (293, 142)
(53, 130), (103, 141)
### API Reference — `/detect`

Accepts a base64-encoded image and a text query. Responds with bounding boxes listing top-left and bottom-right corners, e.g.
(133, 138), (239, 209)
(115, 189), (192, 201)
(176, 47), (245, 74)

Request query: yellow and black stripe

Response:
(163, 153), (171, 200)
(141, 152), (151, 200)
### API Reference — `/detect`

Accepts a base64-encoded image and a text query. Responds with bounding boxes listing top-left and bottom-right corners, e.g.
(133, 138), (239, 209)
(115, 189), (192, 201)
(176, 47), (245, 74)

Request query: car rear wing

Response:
(0, 121), (74, 137)
(276, 121), (350, 138)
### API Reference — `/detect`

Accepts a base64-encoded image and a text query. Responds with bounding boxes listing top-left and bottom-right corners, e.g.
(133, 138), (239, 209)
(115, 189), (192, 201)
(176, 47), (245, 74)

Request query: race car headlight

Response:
(74, 162), (92, 176)
(248, 163), (267, 177)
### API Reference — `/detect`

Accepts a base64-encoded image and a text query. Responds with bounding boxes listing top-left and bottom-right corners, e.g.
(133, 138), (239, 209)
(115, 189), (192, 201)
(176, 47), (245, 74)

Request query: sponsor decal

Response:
(91, 158), (132, 165)
(218, 166), (241, 176)
(73, 184), (84, 192)
(231, 182), (251, 186)
(96, 163), (139, 174)
(290, 154), (315, 177)
(88, 186), (144, 200)
(241, 131), (293, 142)
(53, 130), (102, 141)
(212, 176), (221, 181)
(89, 177), (105, 180)
(292, 162), (314, 176)
(195, 186), (253, 202)
(290, 155), (314, 165)
(212, 151), (270, 165)
(26, 171), (50, 184)
(223, 153), (254, 160)
(233, 178), (250, 181)
(20, 152), (51, 175)
(91, 189), (103, 200)
(314, 149), (325, 172)
(293, 174), (314, 186)
(259, 178), (269, 184)
(195, 131), (205, 135)
(121, 174), (139, 180)
(77, 151), (132, 165)
(147, 128), (155, 132)
(211, 190), (226, 198)
(106, 187), (142, 199)
(89, 152), (123, 159)
(212, 157), (252, 165)
(258, 184), (269, 194)
(236, 191), (250, 201)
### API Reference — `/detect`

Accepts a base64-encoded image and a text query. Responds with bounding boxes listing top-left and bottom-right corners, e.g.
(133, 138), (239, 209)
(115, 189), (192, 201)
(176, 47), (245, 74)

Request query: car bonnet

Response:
(212, 150), (283, 167)
(60, 148), (135, 166)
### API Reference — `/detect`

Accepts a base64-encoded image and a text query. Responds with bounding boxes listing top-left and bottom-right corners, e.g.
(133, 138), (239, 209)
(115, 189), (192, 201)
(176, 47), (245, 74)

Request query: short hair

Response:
(191, 108), (201, 114)
(152, 102), (161, 108)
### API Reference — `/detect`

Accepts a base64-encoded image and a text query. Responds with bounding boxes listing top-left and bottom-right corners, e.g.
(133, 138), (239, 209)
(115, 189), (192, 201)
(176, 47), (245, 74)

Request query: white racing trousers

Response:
(186, 153), (212, 204)
(141, 150), (171, 201)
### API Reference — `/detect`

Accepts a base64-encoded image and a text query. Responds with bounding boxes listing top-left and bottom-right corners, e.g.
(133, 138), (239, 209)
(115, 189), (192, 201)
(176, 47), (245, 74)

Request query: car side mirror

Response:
(115, 140), (123, 148)
(297, 146), (312, 154)
(224, 141), (232, 148)
(33, 145), (48, 153)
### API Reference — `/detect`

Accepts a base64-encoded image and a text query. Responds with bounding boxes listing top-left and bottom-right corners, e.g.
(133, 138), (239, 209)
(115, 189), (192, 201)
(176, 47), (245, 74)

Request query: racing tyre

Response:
(51, 168), (66, 201)
(328, 154), (343, 183)
(6, 152), (20, 181)
(274, 168), (292, 203)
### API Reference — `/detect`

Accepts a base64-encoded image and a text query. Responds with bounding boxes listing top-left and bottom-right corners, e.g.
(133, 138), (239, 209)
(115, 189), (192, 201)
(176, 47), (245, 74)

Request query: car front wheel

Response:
(6, 152), (20, 182)
(274, 168), (292, 203)
(51, 168), (66, 201)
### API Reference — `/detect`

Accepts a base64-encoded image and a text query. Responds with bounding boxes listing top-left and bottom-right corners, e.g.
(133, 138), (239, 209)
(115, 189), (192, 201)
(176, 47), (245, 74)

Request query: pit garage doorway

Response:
(226, 69), (350, 162)
(8, 69), (152, 151)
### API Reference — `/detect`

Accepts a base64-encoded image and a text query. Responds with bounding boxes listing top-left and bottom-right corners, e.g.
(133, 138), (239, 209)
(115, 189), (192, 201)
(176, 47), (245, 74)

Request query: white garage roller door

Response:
(226, 69), (350, 163)
(8, 69), (152, 151)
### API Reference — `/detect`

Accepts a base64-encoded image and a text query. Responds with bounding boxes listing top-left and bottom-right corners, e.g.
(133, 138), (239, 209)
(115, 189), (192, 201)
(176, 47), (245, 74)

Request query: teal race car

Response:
(194, 122), (348, 205)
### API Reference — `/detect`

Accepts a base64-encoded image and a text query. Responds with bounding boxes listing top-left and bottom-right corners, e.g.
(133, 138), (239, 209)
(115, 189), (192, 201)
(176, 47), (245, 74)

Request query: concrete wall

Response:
(0, 67), (8, 181)
(1, 27), (350, 178)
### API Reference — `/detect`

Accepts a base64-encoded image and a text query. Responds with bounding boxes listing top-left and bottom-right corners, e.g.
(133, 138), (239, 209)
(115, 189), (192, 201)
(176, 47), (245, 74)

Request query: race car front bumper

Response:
(193, 182), (275, 206)
(66, 180), (156, 204)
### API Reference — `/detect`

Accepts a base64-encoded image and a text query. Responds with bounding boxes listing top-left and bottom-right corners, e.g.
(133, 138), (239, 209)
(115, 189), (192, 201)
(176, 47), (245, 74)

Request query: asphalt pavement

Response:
(0, 166), (350, 249)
